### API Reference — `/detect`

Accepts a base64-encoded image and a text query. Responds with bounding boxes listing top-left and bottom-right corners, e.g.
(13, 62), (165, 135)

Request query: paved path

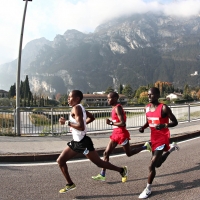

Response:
(0, 138), (200, 200)
(0, 121), (200, 162)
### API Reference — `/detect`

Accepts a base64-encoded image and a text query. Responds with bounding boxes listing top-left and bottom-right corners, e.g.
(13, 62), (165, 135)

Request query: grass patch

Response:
(0, 113), (14, 128)
(29, 113), (51, 126)
(177, 111), (200, 121)
(0, 128), (15, 136)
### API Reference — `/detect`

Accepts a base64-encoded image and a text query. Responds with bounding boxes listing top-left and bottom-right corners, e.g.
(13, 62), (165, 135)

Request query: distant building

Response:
(83, 94), (127, 106)
(166, 93), (183, 100)
(93, 91), (105, 94)
(190, 71), (198, 76)
(0, 90), (8, 98)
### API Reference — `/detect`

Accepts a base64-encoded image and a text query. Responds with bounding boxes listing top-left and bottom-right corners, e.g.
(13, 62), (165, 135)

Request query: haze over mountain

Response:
(1, 12), (200, 96)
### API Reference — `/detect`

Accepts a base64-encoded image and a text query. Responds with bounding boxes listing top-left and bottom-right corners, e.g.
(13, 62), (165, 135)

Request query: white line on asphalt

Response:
(0, 136), (200, 167)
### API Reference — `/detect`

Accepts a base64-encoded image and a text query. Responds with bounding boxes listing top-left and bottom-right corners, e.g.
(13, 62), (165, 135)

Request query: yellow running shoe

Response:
(92, 174), (106, 181)
(144, 142), (152, 152)
(121, 166), (128, 183)
(59, 183), (76, 193)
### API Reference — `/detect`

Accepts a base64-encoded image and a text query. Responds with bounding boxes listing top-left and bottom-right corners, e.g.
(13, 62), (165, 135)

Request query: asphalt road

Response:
(0, 137), (200, 200)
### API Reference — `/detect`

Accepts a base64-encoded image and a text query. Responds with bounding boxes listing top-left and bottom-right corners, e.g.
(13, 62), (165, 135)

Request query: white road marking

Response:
(0, 136), (199, 167)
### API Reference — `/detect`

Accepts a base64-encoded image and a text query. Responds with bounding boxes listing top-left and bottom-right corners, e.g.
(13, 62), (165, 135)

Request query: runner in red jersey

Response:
(146, 103), (170, 152)
(92, 92), (151, 183)
(138, 87), (180, 199)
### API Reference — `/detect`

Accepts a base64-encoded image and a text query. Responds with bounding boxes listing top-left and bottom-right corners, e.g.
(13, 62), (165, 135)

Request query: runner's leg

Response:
(123, 140), (145, 157)
(57, 146), (78, 184)
(148, 150), (163, 184)
(156, 151), (170, 168)
(86, 150), (123, 173)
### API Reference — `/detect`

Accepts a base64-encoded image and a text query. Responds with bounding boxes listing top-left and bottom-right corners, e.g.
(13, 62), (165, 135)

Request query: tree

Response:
(140, 91), (148, 98)
(135, 86), (147, 98)
(196, 89), (200, 100)
(105, 86), (114, 94)
(8, 84), (16, 98)
(183, 84), (192, 99)
(122, 84), (133, 98)
(118, 84), (123, 94)
(138, 96), (149, 104)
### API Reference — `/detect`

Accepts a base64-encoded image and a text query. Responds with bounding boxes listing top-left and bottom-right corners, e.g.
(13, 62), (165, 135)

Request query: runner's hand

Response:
(139, 127), (144, 133)
(106, 118), (111, 125)
(155, 124), (165, 130)
(59, 117), (66, 125)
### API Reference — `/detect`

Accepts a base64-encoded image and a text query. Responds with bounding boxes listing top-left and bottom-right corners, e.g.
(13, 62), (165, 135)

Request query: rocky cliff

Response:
(1, 12), (200, 96)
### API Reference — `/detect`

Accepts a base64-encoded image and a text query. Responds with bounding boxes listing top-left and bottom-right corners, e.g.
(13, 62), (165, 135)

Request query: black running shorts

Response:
(67, 135), (95, 155)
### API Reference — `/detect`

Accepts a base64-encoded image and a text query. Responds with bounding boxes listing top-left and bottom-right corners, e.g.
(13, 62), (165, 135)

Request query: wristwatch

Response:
(109, 121), (113, 125)
(65, 120), (71, 126)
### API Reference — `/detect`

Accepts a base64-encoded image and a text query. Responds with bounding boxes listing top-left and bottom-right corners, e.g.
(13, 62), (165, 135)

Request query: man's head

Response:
(107, 92), (119, 106)
(68, 90), (83, 106)
(148, 87), (160, 103)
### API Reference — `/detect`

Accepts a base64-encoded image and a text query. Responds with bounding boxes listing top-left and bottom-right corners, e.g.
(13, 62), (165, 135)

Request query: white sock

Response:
(169, 146), (176, 153)
(146, 183), (151, 190)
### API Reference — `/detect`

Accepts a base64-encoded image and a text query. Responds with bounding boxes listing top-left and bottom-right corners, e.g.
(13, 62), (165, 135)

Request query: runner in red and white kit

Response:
(92, 92), (151, 183)
(138, 87), (180, 199)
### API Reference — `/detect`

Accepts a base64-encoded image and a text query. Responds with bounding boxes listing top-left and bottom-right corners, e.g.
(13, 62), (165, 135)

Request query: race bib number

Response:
(147, 117), (160, 127)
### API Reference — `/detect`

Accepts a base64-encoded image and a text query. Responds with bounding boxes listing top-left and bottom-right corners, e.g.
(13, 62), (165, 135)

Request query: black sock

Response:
(67, 183), (74, 186)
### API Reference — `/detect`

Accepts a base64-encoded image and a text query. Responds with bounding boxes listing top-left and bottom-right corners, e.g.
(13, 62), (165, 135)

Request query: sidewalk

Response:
(0, 121), (199, 162)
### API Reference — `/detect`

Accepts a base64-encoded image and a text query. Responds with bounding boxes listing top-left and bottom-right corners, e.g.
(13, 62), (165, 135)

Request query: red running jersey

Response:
(111, 104), (126, 124)
(110, 104), (130, 144)
(146, 103), (170, 151)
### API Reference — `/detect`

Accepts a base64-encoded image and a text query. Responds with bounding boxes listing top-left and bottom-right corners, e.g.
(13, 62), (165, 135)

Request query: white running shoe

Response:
(138, 188), (152, 199)
(170, 142), (180, 152)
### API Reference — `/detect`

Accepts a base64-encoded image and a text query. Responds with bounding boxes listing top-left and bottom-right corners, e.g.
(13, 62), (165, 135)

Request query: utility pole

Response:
(16, 0), (32, 136)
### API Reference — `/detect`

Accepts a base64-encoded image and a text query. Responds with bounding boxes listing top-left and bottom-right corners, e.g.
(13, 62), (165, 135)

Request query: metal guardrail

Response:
(0, 103), (200, 136)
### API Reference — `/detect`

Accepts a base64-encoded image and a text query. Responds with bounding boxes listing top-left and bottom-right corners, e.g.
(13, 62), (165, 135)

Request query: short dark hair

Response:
(109, 92), (119, 99)
(151, 87), (160, 95)
(72, 90), (83, 101)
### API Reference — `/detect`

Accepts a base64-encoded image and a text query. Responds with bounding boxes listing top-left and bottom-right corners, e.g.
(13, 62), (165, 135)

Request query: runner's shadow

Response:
(157, 162), (200, 179)
(107, 162), (200, 184)
(75, 193), (133, 199)
(151, 178), (200, 198)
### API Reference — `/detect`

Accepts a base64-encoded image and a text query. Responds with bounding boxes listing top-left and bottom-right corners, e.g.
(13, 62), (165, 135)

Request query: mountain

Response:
(0, 37), (52, 90)
(1, 12), (200, 96)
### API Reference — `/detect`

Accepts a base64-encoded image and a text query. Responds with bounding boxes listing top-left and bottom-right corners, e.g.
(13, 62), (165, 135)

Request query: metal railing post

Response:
(188, 104), (190, 122)
(51, 108), (53, 135)
(14, 109), (16, 136)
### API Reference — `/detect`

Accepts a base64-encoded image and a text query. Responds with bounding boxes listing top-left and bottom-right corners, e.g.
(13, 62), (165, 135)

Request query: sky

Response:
(0, 0), (200, 65)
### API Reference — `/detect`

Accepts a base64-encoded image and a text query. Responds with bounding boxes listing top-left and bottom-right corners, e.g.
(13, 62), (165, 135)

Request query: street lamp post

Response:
(16, 0), (32, 136)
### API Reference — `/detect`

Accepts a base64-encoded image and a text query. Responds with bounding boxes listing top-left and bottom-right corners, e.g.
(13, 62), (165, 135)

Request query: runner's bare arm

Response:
(86, 110), (95, 124)
(139, 107), (149, 133)
(163, 104), (178, 127)
(156, 104), (178, 130)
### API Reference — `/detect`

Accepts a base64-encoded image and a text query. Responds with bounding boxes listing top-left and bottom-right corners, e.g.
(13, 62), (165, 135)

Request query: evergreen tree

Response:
(122, 84), (133, 98)
(118, 84), (123, 94)
(31, 94), (33, 107)
(105, 86), (114, 94)
(46, 96), (49, 106)
(27, 92), (31, 107)
(8, 84), (16, 98)
(20, 80), (24, 99)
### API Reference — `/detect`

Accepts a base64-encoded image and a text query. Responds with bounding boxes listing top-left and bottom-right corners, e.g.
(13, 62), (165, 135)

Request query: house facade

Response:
(0, 90), (8, 98)
(166, 93), (183, 100)
(82, 94), (127, 106)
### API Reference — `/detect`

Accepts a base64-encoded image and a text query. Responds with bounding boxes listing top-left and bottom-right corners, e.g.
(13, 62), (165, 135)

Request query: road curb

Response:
(0, 131), (200, 163)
